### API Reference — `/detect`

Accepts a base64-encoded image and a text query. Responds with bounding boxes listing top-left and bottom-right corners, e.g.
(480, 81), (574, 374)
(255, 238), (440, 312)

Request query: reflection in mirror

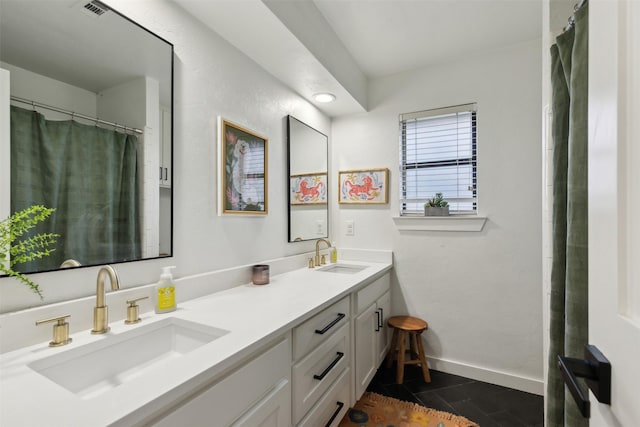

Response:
(0, 0), (173, 275)
(287, 116), (328, 242)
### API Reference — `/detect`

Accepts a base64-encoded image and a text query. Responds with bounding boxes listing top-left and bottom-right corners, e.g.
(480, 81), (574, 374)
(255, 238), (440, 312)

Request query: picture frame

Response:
(338, 168), (389, 204)
(290, 173), (328, 205)
(218, 117), (268, 215)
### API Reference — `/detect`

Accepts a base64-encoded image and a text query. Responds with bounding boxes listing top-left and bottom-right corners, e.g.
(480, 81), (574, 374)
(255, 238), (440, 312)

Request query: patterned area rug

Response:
(338, 392), (478, 427)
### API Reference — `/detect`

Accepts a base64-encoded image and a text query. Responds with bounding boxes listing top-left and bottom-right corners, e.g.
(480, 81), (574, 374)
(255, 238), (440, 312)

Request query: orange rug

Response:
(339, 392), (478, 427)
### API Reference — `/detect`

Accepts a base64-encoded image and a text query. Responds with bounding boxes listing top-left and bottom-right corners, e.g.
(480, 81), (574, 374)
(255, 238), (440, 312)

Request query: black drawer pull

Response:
(378, 307), (384, 328)
(315, 313), (346, 335)
(325, 401), (345, 427)
(313, 352), (344, 380)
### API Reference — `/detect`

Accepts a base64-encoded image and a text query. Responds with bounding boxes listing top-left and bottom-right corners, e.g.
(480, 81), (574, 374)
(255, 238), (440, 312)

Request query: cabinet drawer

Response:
(355, 274), (390, 314)
(297, 368), (350, 427)
(292, 323), (349, 424)
(293, 296), (350, 360)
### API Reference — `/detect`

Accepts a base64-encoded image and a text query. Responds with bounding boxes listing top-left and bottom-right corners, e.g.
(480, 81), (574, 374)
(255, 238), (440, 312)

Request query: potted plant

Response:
(0, 205), (58, 299)
(424, 193), (450, 216)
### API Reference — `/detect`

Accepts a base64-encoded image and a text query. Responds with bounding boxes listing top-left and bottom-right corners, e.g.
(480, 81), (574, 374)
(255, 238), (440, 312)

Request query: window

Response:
(399, 103), (477, 215)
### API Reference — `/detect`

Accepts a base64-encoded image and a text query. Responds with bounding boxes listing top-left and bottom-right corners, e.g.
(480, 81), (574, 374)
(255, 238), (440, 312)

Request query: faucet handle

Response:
(125, 296), (148, 325)
(36, 314), (72, 347)
(320, 254), (327, 265)
(308, 258), (315, 268)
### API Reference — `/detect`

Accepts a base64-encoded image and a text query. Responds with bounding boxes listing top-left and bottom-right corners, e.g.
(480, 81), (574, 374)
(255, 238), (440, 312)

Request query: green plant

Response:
(424, 192), (449, 208)
(0, 205), (59, 299)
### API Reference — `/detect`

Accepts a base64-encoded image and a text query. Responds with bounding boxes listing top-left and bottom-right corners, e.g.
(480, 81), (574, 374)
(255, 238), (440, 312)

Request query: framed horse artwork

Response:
(218, 117), (268, 215)
(338, 168), (389, 204)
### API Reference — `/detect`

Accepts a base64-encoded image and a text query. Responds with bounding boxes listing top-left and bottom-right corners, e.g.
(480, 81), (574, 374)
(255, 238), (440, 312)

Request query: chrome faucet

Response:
(91, 265), (120, 334)
(315, 238), (332, 267)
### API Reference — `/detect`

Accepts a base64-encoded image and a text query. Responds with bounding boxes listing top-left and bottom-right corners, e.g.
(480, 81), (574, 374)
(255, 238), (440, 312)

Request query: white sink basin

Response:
(317, 263), (367, 274)
(28, 317), (229, 399)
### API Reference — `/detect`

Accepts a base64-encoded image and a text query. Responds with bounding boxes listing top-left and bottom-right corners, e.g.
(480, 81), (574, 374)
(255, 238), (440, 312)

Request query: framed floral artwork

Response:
(338, 168), (389, 204)
(290, 173), (328, 205)
(218, 117), (268, 215)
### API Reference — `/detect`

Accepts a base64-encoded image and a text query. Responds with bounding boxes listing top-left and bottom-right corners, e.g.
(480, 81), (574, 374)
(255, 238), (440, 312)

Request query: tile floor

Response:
(366, 365), (544, 427)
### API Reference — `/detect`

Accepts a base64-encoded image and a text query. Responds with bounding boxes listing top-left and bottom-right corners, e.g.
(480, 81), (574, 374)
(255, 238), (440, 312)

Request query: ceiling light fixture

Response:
(313, 93), (336, 103)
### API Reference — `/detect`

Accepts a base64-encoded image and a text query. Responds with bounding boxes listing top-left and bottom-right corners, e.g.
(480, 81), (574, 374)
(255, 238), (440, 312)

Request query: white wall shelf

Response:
(392, 215), (487, 232)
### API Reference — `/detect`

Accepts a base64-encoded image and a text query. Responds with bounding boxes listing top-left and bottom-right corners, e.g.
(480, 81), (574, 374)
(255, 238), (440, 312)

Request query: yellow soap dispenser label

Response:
(157, 286), (175, 310)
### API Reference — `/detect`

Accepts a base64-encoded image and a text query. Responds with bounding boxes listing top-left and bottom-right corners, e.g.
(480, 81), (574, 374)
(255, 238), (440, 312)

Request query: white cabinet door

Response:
(588, 1), (640, 425)
(151, 337), (290, 427)
(354, 303), (377, 398)
(231, 379), (290, 427)
(375, 291), (391, 366)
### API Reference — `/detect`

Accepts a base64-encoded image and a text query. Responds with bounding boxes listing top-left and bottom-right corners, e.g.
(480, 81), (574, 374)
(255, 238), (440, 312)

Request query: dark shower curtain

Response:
(547, 2), (589, 427)
(10, 105), (141, 271)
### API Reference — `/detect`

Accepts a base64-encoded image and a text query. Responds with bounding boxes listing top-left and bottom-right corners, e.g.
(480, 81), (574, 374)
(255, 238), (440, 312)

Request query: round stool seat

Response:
(387, 316), (428, 332)
(386, 315), (431, 384)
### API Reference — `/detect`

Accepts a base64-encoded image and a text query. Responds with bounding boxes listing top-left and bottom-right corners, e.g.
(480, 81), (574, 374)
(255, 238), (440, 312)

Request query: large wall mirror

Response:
(287, 116), (328, 242)
(0, 0), (173, 275)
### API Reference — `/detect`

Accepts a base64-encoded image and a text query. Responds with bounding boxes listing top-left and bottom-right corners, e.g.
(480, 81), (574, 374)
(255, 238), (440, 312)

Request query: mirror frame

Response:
(0, 1), (174, 276)
(286, 115), (329, 242)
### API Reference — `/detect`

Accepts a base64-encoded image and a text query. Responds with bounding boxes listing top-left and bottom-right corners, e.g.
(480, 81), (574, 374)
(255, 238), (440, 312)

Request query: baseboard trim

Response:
(427, 356), (544, 396)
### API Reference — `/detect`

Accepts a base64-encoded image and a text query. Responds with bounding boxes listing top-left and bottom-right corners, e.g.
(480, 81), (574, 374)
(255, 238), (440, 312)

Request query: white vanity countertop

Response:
(0, 260), (391, 427)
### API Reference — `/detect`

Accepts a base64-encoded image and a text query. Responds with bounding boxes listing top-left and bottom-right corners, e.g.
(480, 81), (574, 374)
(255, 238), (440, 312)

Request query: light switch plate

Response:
(345, 220), (354, 236)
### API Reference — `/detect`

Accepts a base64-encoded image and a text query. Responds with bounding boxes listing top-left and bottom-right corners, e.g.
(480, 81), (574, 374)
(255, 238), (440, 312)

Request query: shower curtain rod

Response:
(10, 95), (144, 135)
(564, 0), (588, 31)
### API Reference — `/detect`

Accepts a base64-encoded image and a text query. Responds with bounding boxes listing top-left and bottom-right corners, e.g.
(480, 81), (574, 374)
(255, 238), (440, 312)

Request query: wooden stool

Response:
(385, 316), (431, 384)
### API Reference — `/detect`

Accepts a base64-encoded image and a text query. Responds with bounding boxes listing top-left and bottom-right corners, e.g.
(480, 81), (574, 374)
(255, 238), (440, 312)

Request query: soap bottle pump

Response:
(155, 266), (177, 314)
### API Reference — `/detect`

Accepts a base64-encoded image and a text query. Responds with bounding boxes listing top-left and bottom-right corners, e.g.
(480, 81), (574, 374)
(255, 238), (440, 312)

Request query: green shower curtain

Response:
(10, 105), (141, 272)
(547, 3), (588, 427)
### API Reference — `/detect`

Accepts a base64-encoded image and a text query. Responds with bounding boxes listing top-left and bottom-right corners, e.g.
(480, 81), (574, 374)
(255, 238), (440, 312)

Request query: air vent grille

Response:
(83, 0), (110, 16)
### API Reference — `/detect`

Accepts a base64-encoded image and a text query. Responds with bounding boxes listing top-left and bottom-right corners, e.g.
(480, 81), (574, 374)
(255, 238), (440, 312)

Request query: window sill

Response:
(392, 215), (487, 232)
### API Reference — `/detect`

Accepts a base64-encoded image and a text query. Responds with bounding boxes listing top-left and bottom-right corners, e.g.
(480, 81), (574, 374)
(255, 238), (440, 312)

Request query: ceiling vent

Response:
(79, 0), (110, 17)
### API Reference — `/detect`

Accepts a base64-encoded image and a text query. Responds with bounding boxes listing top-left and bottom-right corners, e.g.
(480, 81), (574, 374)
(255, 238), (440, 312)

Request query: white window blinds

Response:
(399, 103), (477, 215)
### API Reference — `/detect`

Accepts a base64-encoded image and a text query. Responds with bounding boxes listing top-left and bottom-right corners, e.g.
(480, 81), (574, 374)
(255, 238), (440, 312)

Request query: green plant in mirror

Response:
(0, 205), (59, 299)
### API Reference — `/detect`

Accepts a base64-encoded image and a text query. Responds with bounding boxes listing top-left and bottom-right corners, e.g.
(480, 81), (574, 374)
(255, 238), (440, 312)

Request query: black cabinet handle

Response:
(313, 352), (344, 380)
(378, 307), (384, 329)
(325, 401), (344, 427)
(375, 309), (381, 332)
(164, 167), (168, 181)
(557, 344), (611, 419)
(159, 166), (162, 180)
(315, 313), (345, 335)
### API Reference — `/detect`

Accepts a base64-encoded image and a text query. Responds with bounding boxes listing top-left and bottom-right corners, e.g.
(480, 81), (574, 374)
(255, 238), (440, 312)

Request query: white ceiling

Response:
(313, 0), (542, 79)
(175, 0), (542, 117)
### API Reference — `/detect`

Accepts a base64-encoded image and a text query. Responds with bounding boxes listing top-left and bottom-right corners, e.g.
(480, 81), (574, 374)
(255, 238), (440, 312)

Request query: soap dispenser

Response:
(155, 266), (177, 314)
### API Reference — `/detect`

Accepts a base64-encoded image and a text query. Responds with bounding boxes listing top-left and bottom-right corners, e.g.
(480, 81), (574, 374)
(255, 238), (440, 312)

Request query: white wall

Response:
(331, 39), (543, 393)
(2, 62), (98, 121)
(0, 0), (329, 312)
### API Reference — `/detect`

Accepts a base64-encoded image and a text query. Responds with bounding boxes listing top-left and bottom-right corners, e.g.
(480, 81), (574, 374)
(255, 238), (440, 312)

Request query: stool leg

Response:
(416, 331), (431, 383)
(410, 332), (419, 361)
(396, 331), (406, 384)
(386, 328), (399, 368)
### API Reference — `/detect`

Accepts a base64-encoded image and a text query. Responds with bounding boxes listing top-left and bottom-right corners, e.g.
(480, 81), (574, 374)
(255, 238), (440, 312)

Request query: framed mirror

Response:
(0, 0), (173, 274)
(287, 116), (328, 242)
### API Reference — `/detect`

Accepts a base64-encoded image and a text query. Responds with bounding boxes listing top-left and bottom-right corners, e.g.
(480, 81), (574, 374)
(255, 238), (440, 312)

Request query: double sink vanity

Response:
(0, 252), (392, 427)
